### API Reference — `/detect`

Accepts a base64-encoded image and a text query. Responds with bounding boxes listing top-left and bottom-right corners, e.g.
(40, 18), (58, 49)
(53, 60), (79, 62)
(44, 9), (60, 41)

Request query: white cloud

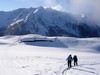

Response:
(44, 0), (56, 7)
(51, 5), (63, 11)
(70, 0), (100, 24)
(44, 0), (100, 24)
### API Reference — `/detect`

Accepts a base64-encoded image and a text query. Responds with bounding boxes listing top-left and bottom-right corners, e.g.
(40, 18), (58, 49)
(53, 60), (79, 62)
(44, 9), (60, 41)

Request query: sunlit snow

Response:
(0, 34), (100, 75)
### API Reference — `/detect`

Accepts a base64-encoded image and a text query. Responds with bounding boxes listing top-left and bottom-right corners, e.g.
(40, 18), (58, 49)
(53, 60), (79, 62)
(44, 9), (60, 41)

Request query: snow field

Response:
(0, 35), (100, 75)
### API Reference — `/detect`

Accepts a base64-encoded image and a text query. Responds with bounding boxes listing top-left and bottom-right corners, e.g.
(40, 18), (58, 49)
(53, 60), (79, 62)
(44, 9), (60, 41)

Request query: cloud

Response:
(43, 0), (100, 24)
(70, 0), (100, 24)
(43, 0), (58, 8)
(51, 5), (63, 11)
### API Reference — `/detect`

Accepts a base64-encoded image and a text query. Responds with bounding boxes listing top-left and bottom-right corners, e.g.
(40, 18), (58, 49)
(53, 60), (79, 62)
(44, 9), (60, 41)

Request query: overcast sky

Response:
(0, 0), (100, 24)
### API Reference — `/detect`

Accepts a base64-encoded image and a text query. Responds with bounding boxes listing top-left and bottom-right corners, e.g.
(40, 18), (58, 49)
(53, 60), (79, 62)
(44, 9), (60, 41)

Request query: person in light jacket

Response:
(66, 54), (73, 68)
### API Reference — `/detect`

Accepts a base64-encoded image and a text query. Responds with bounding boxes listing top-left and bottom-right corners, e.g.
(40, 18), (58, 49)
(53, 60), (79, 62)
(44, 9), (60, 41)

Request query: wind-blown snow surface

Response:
(0, 35), (100, 75)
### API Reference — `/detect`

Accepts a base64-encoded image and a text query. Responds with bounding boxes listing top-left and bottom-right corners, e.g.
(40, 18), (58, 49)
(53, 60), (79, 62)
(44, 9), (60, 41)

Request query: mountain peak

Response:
(0, 7), (99, 37)
(37, 6), (44, 10)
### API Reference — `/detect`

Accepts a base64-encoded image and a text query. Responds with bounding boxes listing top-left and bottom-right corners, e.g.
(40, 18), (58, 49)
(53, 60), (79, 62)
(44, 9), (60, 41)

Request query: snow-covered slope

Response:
(19, 34), (100, 52)
(0, 7), (100, 37)
(0, 35), (100, 75)
(0, 8), (36, 36)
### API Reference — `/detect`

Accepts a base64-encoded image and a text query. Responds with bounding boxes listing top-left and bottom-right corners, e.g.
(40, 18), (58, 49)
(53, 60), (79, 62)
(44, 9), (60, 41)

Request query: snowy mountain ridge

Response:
(0, 7), (100, 37)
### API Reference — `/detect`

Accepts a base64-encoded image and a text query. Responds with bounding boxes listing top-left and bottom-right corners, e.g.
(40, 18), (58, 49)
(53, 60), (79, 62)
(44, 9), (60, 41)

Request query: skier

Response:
(73, 55), (78, 66)
(66, 54), (73, 68)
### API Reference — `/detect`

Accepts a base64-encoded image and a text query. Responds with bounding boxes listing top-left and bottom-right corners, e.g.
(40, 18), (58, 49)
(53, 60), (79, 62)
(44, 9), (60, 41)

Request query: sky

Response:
(0, 0), (76, 12)
(0, 0), (100, 24)
(0, 0), (97, 12)
(0, 0), (43, 11)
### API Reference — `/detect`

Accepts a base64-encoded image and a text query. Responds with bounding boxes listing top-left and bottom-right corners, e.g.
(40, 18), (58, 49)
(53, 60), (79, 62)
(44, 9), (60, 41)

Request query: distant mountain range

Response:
(0, 6), (100, 37)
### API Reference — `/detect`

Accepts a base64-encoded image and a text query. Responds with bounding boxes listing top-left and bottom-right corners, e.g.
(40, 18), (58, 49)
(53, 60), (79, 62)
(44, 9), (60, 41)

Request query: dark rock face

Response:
(0, 7), (100, 37)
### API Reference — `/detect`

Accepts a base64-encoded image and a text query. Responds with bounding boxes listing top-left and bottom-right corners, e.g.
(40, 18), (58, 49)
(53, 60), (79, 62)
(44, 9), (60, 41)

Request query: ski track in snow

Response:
(0, 54), (99, 75)
(0, 56), (64, 75)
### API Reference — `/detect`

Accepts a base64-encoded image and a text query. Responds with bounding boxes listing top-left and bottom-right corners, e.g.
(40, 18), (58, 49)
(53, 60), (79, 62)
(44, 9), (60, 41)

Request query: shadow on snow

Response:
(24, 38), (68, 48)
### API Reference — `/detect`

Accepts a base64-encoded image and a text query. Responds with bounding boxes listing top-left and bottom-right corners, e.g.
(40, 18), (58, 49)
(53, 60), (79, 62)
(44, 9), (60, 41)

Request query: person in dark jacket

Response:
(66, 54), (73, 68)
(73, 55), (78, 66)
